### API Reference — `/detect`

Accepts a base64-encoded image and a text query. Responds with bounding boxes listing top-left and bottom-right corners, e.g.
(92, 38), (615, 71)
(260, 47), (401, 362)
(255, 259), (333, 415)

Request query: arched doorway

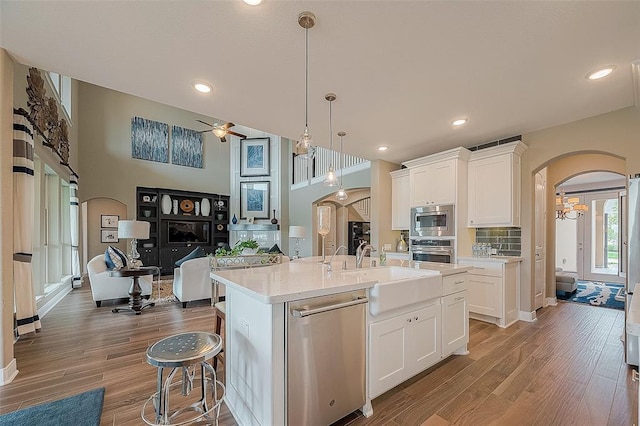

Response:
(312, 188), (371, 257)
(554, 171), (626, 284)
(533, 152), (626, 307)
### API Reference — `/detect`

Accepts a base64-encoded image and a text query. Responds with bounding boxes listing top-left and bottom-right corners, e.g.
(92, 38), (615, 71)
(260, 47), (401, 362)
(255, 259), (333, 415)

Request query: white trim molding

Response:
(518, 310), (537, 322)
(632, 59), (640, 108)
(0, 358), (18, 385)
(545, 297), (558, 307)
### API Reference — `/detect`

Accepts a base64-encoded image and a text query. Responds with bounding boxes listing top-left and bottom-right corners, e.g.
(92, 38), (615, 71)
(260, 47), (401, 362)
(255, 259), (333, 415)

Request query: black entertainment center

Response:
(136, 187), (230, 275)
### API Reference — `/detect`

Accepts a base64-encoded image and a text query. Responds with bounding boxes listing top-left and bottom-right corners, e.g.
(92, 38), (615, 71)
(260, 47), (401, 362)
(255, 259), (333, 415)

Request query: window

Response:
(47, 72), (72, 122)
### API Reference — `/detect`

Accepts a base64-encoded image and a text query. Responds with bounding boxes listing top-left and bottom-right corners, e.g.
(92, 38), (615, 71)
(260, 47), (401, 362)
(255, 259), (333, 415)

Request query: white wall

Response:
(77, 82), (231, 219)
(555, 219), (577, 272)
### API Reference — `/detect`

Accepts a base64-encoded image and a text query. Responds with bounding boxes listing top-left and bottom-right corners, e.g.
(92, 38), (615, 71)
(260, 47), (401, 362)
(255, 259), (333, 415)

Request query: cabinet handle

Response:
(470, 220), (474, 224)
(454, 297), (465, 302)
(454, 281), (464, 284)
(407, 318), (412, 323)
(414, 316), (418, 321)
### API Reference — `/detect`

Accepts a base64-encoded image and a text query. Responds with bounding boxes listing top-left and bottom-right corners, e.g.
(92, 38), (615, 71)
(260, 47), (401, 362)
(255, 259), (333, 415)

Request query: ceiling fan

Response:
(197, 120), (246, 142)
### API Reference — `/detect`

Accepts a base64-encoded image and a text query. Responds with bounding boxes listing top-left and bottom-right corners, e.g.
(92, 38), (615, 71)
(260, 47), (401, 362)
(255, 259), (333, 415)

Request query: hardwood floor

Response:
(0, 285), (636, 425)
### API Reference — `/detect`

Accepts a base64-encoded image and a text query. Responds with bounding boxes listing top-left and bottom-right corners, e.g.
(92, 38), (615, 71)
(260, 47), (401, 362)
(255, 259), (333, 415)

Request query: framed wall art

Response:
(101, 215), (119, 228)
(240, 181), (270, 219)
(131, 116), (169, 163)
(240, 137), (270, 177)
(100, 229), (119, 243)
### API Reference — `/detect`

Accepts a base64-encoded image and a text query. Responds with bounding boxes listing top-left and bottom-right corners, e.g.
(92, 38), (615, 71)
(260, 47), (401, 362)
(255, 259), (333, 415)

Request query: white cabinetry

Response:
(404, 147), (470, 208)
(409, 159), (456, 207)
(458, 258), (521, 328)
(441, 273), (469, 357)
(369, 302), (441, 398)
(390, 169), (410, 230)
(467, 141), (527, 227)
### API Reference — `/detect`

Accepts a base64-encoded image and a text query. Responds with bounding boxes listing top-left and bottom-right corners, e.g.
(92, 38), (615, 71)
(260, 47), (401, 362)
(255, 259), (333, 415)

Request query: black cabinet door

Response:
(139, 248), (158, 267)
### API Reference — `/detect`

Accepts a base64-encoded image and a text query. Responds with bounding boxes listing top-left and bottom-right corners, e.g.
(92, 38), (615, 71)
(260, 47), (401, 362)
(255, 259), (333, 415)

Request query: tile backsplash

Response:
(475, 227), (521, 256)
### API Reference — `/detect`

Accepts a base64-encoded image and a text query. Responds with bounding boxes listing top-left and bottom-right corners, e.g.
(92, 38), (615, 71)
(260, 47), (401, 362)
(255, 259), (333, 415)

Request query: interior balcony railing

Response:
(292, 146), (369, 188)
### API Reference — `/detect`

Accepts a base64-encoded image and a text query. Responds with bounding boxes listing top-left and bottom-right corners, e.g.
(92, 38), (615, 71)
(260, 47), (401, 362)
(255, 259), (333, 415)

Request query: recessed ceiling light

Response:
(451, 118), (468, 126)
(192, 80), (212, 93)
(243, 0), (262, 5)
(586, 66), (616, 80)
(377, 146), (388, 152)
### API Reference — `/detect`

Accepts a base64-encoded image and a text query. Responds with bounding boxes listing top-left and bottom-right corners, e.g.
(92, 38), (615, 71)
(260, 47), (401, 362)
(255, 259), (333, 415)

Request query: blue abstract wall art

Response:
(171, 125), (203, 168)
(131, 116), (169, 163)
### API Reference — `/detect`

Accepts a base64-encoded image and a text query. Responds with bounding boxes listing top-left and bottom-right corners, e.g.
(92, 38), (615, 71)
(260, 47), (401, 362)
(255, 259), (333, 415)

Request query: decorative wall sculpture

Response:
(24, 67), (71, 164)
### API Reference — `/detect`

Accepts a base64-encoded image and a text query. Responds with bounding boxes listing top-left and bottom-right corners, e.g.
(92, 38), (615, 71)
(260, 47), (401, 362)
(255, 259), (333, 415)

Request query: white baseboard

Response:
(0, 358), (18, 385)
(38, 284), (73, 320)
(545, 297), (558, 306)
(518, 310), (537, 322)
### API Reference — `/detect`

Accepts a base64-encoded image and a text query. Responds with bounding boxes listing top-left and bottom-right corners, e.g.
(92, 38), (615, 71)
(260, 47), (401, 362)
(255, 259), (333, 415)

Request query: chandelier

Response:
(556, 189), (588, 220)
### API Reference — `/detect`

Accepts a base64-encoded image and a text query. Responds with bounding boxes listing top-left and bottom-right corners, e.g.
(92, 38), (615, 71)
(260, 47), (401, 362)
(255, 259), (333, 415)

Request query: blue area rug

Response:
(557, 280), (624, 310)
(0, 387), (105, 426)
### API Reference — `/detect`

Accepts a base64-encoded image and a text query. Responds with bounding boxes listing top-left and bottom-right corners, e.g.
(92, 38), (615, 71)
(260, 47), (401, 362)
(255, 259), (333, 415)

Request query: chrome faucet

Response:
(356, 241), (375, 268)
(326, 245), (348, 272)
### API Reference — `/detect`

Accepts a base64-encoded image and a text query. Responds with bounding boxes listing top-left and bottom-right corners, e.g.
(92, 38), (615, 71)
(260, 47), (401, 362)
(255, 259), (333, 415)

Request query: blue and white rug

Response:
(557, 280), (624, 310)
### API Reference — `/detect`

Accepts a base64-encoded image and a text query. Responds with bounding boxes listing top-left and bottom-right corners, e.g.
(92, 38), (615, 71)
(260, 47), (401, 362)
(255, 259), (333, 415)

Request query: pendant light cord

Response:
(329, 100), (333, 165)
(305, 27), (309, 129)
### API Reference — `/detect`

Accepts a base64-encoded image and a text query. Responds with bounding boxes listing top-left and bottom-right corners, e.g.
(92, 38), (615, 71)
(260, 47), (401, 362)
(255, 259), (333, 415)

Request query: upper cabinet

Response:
(404, 147), (470, 208)
(390, 169), (410, 230)
(467, 141), (527, 227)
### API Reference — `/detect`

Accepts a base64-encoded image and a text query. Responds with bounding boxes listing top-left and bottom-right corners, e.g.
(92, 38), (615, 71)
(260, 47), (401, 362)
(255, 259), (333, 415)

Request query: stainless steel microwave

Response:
(410, 204), (455, 237)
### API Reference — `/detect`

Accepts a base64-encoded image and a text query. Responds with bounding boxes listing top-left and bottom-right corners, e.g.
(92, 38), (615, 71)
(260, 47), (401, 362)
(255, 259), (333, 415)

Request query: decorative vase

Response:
(195, 201), (200, 216)
(232, 214), (238, 224)
(172, 199), (178, 215)
(271, 209), (278, 225)
(161, 194), (171, 214)
(201, 198), (211, 216)
(397, 234), (408, 252)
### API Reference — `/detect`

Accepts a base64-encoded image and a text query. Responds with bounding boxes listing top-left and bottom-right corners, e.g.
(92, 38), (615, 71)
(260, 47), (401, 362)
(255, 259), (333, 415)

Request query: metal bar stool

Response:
(142, 332), (225, 425)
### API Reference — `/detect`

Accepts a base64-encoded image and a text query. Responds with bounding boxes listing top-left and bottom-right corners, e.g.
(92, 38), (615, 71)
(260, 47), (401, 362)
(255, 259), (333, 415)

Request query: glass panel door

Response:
(582, 191), (624, 283)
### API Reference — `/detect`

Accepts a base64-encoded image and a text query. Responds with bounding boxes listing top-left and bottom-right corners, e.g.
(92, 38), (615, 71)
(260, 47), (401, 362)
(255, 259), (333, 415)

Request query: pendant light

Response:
(336, 131), (348, 201)
(323, 93), (338, 186)
(295, 11), (316, 159)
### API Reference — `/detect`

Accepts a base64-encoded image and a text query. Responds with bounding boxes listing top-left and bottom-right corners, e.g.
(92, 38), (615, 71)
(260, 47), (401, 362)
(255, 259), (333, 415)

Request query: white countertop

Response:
(210, 255), (470, 304)
(458, 256), (523, 264)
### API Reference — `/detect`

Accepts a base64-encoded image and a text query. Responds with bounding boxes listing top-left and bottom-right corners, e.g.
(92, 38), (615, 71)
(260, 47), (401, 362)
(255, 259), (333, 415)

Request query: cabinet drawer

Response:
(459, 261), (503, 277)
(443, 274), (467, 295)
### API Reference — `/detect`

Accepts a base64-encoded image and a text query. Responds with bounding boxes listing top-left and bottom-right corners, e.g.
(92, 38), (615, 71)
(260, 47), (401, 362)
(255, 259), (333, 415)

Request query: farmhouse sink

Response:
(342, 267), (442, 316)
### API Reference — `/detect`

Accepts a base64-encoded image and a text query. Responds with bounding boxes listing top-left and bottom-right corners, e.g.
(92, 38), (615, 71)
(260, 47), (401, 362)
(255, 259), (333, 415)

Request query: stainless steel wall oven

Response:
(410, 239), (455, 263)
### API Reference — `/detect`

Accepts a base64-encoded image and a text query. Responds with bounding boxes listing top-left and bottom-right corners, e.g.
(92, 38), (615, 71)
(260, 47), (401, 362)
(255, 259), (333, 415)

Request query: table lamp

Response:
(289, 226), (307, 259)
(118, 220), (150, 269)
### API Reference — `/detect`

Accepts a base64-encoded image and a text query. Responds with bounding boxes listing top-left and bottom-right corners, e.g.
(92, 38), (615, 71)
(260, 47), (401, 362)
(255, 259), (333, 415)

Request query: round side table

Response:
(109, 266), (159, 315)
(142, 332), (225, 425)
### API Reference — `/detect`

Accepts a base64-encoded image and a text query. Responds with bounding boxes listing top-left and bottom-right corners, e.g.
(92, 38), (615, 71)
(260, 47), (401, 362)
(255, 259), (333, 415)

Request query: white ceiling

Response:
(1, 1), (639, 164)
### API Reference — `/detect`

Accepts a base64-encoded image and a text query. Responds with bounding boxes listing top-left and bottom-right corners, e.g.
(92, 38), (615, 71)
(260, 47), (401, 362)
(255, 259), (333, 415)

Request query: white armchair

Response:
(87, 254), (153, 307)
(173, 257), (212, 308)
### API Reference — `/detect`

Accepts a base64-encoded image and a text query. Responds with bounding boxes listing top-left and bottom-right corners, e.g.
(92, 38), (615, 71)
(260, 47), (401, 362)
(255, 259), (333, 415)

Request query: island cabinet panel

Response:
(224, 287), (286, 426)
(368, 302), (441, 399)
(442, 291), (469, 357)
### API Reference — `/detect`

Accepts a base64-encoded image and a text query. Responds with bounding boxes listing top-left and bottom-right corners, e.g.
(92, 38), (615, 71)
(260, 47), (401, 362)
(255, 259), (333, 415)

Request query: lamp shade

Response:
(289, 226), (307, 239)
(118, 220), (150, 239)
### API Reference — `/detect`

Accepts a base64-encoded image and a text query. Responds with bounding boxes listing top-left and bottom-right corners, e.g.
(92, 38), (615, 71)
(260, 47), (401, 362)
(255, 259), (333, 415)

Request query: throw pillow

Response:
(267, 244), (284, 254)
(105, 246), (128, 270)
(175, 246), (207, 267)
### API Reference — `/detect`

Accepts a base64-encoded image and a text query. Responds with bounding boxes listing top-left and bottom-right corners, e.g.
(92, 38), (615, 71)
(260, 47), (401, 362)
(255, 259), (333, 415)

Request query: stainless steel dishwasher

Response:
(287, 289), (368, 425)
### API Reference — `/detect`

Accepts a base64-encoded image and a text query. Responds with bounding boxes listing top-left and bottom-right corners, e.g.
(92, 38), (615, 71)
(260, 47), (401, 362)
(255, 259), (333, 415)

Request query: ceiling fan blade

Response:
(196, 129), (212, 134)
(227, 130), (247, 139)
(196, 119), (214, 127)
(221, 122), (235, 130)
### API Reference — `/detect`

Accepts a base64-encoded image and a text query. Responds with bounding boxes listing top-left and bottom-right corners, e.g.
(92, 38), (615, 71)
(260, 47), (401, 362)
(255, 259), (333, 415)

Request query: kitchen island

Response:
(211, 256), (472, 426)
